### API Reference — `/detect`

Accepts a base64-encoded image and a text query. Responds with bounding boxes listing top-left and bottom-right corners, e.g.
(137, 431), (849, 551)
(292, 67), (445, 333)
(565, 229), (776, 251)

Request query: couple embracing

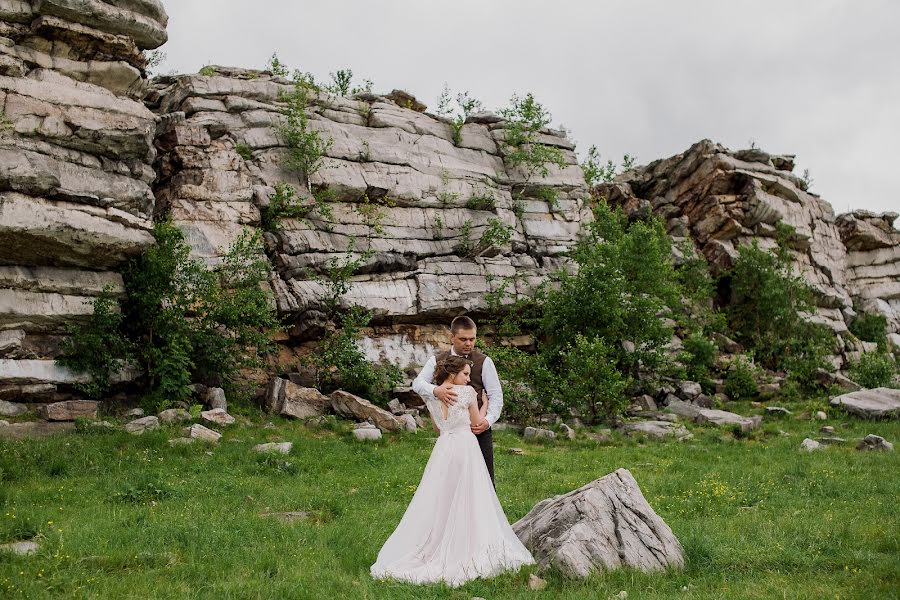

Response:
(370, 316), (535, 587)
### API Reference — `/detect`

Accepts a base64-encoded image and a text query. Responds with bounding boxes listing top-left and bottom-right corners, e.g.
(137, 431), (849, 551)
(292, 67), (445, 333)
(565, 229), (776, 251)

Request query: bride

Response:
(370, 355), (535, 587)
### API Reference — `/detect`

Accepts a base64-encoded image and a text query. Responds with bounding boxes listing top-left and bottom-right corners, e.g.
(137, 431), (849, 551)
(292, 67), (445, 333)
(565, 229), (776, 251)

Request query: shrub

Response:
(849, 311), (889, 350)
(275, 79), (333, 183)
(558, 334), (630, 424)
(848, 352), (898, 389)
(540, 199), (678, 380)
(487, 345), (560, 425)
(724, 222), (834, 385)
(436, 85), (483, 146)
(580, 146), (635, 187)
(679, 332), (717, 386)
(265, 52), (290, 77)
(235, 143), (253, 160)
(476, 218), (513, 254)
(465, 193), (496, 212)
(62, 220), (281, 410)
(724, 354), (759, 401)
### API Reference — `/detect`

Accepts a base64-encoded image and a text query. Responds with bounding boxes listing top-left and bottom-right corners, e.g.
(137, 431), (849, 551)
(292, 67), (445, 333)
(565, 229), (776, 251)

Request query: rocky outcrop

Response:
(599, 140), (900, 370)
(147, 67), (589, 367)
(513, 468), (685, 576)
(830, 387), (900, 419)
(0, 1), (167, 397)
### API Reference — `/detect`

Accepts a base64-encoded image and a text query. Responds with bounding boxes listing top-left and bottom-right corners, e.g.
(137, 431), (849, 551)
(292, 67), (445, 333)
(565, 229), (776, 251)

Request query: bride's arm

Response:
(478, 391), (489, 420)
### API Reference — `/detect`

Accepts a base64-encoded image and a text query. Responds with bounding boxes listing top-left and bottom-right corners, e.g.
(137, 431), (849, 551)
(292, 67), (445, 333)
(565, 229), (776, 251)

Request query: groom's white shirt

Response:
(412, 348), (503, 427)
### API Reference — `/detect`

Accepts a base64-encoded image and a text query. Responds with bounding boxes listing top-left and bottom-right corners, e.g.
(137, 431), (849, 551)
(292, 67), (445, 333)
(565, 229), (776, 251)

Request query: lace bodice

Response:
(426, 385), (475, 434)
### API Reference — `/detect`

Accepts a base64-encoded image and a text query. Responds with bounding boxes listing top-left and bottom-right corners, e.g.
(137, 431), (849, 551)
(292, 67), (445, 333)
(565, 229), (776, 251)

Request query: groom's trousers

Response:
(476, 428), (494, 487)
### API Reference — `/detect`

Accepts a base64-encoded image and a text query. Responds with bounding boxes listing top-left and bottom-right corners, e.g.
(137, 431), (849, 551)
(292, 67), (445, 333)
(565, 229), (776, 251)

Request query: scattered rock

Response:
(513, 468), (685, 575)
(201, 408), (235, 427)
(491, 422), (524, 433)
(398, 413), (417, 433)
(695, 409), (762, 432)
(387, 398), (404, 415)
(622, 421), (692, 440)
(664, 399), (701, 419)
(857, 434), (894, 451)
(0, 400), (28, 417)
(524, 426), (556, 440)
(124, 408), (144, 418)
(800, 438), (822, 451)
(636, 395), (657, 412)
(254, 442), (292, 454)
(765, 406), (792, 416)
(265, 378), (327, 419)
(0, 421), (75, 439)
(678, 380), (702, 399)
(815, 410), (828, 421)
(158, 408), (192, 424)
(39, 400), (98, 421)
(353, 425), (382, 441)
(560, 423), (577, 440)
(124, 416), (159, 435)
(186, 423), (221, 443)
(758, 383), (780, 395)
(508, 447), (525, 455)
(586, 429), (613, 443)
(820, 425), (836, 434)
(528, 573), (548, 590)
(830, 388), (900, 419)
(693, 394), (713, 409)
(0, 540), (39, 556)
(330, 390), (401, 432)
(202, 387), (227, 411)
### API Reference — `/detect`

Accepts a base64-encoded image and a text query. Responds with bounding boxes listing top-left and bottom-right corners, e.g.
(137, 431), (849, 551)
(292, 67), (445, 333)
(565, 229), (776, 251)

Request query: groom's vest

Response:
(435, 349), (487, 408)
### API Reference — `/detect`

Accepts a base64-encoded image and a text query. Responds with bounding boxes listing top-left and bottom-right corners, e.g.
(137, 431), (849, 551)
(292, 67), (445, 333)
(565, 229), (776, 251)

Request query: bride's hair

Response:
(433, 355), (472, 384)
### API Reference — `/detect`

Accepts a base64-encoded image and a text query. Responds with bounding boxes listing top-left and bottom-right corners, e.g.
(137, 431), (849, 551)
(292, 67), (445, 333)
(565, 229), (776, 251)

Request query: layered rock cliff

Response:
(0, 0), (167, 398)
(146, 67), (590, 368)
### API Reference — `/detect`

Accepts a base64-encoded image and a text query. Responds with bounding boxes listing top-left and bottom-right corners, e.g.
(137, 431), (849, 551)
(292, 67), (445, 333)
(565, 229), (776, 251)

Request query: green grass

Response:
(1, 402), (898, 599)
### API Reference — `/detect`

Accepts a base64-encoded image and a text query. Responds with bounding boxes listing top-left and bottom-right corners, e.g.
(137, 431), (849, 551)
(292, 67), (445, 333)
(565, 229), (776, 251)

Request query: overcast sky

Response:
(156, 1), (899, 216)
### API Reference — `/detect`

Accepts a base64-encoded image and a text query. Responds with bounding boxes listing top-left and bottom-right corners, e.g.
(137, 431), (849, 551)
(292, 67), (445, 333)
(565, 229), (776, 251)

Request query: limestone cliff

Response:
(0, 0), (168, 397)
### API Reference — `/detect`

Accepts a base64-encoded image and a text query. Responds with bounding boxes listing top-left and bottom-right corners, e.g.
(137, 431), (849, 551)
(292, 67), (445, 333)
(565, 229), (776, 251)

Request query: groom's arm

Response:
(481, 357), (503, 427)
(412, 356), (438, 399)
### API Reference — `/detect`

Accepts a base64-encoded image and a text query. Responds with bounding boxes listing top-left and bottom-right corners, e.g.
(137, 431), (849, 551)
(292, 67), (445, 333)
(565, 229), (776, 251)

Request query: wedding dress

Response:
(370, 385), (535, 587)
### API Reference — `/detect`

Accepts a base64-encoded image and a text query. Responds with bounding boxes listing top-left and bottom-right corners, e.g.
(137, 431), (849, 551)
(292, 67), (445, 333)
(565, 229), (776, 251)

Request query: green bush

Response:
(724, 222), (834, 388)
(559, 335), (630, 424)
(540, 199), (678, 380)
(848, 352), (898, 389)
(849, 311), (889, 350)
(275, 78), (333, 182)
(724, 354), (759, 401)
(62, 220), (281, 410)
(235, 143), (252, 160)
(487, 345), (560, 425)
(679, 332), (717, 387)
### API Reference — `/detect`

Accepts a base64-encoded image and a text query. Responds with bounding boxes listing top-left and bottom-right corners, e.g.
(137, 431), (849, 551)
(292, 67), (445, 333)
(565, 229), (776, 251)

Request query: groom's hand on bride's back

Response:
(434, 385), (458, 405)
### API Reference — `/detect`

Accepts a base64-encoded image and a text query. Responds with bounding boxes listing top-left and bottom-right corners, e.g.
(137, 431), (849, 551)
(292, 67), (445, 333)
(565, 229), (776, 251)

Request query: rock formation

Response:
(598, 140), (900, 369)
(0, 1), (168, 399)
(146, 67), (590, 368)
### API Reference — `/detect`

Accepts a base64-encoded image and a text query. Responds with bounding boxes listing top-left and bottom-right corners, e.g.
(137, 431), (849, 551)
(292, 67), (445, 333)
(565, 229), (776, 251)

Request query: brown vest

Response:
(435, 349), (487, 408)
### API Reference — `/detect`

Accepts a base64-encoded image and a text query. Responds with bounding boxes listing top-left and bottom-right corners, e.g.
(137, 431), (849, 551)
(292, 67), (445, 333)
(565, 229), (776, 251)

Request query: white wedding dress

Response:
(370, 385), (535, 587)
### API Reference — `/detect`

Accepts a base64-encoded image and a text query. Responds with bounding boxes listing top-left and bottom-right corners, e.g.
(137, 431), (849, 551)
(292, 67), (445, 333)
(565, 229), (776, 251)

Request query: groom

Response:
(413, 315), (503, 486)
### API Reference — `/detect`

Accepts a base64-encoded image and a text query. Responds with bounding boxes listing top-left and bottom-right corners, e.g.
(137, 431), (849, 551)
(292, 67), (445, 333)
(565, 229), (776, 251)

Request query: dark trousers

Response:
(476, 427), (494, 488)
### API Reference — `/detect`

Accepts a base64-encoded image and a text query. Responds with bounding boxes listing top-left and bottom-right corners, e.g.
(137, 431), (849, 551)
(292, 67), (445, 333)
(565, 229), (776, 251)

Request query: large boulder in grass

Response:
(329, 390), (401, 432)
(265, 377), (328, 419)
(513, 468), (685, 576)
(39, 400), (98, 421)
(830, 388), (900, 419)
(695, 409), (762, 432)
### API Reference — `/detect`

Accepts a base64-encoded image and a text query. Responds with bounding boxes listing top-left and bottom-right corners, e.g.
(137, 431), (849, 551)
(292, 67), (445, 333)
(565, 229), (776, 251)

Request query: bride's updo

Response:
(433, 355), (472, 384)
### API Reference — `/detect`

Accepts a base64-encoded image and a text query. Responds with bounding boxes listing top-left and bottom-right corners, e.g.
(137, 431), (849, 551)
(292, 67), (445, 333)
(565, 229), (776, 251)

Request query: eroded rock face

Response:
(148, 68), (589, 368)
(512, 468), (685, 576)
(0, 2), (167, 395)
(599, 140), (900, 370)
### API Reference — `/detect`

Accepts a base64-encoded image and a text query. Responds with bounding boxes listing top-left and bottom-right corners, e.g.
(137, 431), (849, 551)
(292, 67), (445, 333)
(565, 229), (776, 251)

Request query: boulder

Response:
(185, 423), (221, 443)
(265, 377), (327, 419)
(158, 408), (191, 424)
(39, 399), (98, 421)
(202, 387), (227, 410)
(664, 399), (701, 420)
(200, 408), (235, 426)
(695, 409), (762, 432)
(523, 426), (556, 440)
(124, 415), (158, 434)
(0, 399), (28, 417)
(800, 438), (822, 452)
(254, 442), (292, 454)
(353, 423), (382, 441)
(830, 388), (900, 419)
(329, 390), (401, 432)
(397, 413), (417, 433)
(513, 468), (685, 576)
(857, 434), (894, 451)
(621, 420), (692, 440)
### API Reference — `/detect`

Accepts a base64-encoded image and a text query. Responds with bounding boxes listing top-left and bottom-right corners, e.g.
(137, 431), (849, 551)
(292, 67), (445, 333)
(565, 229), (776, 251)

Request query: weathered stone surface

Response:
(124, 415), (158, 434)
(664, 399), (702, 420)
(265, 377), (327, 419)
(158, 408), (191, 424)
(254, 441), (292, 454)
(0, 540), (39, 555)
(0, 420), (74, 439)
(856, 434), (894, 451)
(352, 422), (382, 441)
(185, 423), (221, 443)
(800, 438), (822, 452)
(622, 420), (693, 440)
(524, 426), (557, 440)
(513, 468), (685, 576)
(200, 408), (235, 426)
(330, 390), (401, 432)
(39, 399), (97, 420)
(0, 399), (27, 416)
(830, 388), (900, 419)
(695, 409), (762, 432)
(201, 386), (227, 410)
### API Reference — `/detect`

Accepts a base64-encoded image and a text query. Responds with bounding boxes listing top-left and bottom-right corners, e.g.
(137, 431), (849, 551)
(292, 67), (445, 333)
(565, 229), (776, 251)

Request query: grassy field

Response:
(1, 400), (898, 600)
